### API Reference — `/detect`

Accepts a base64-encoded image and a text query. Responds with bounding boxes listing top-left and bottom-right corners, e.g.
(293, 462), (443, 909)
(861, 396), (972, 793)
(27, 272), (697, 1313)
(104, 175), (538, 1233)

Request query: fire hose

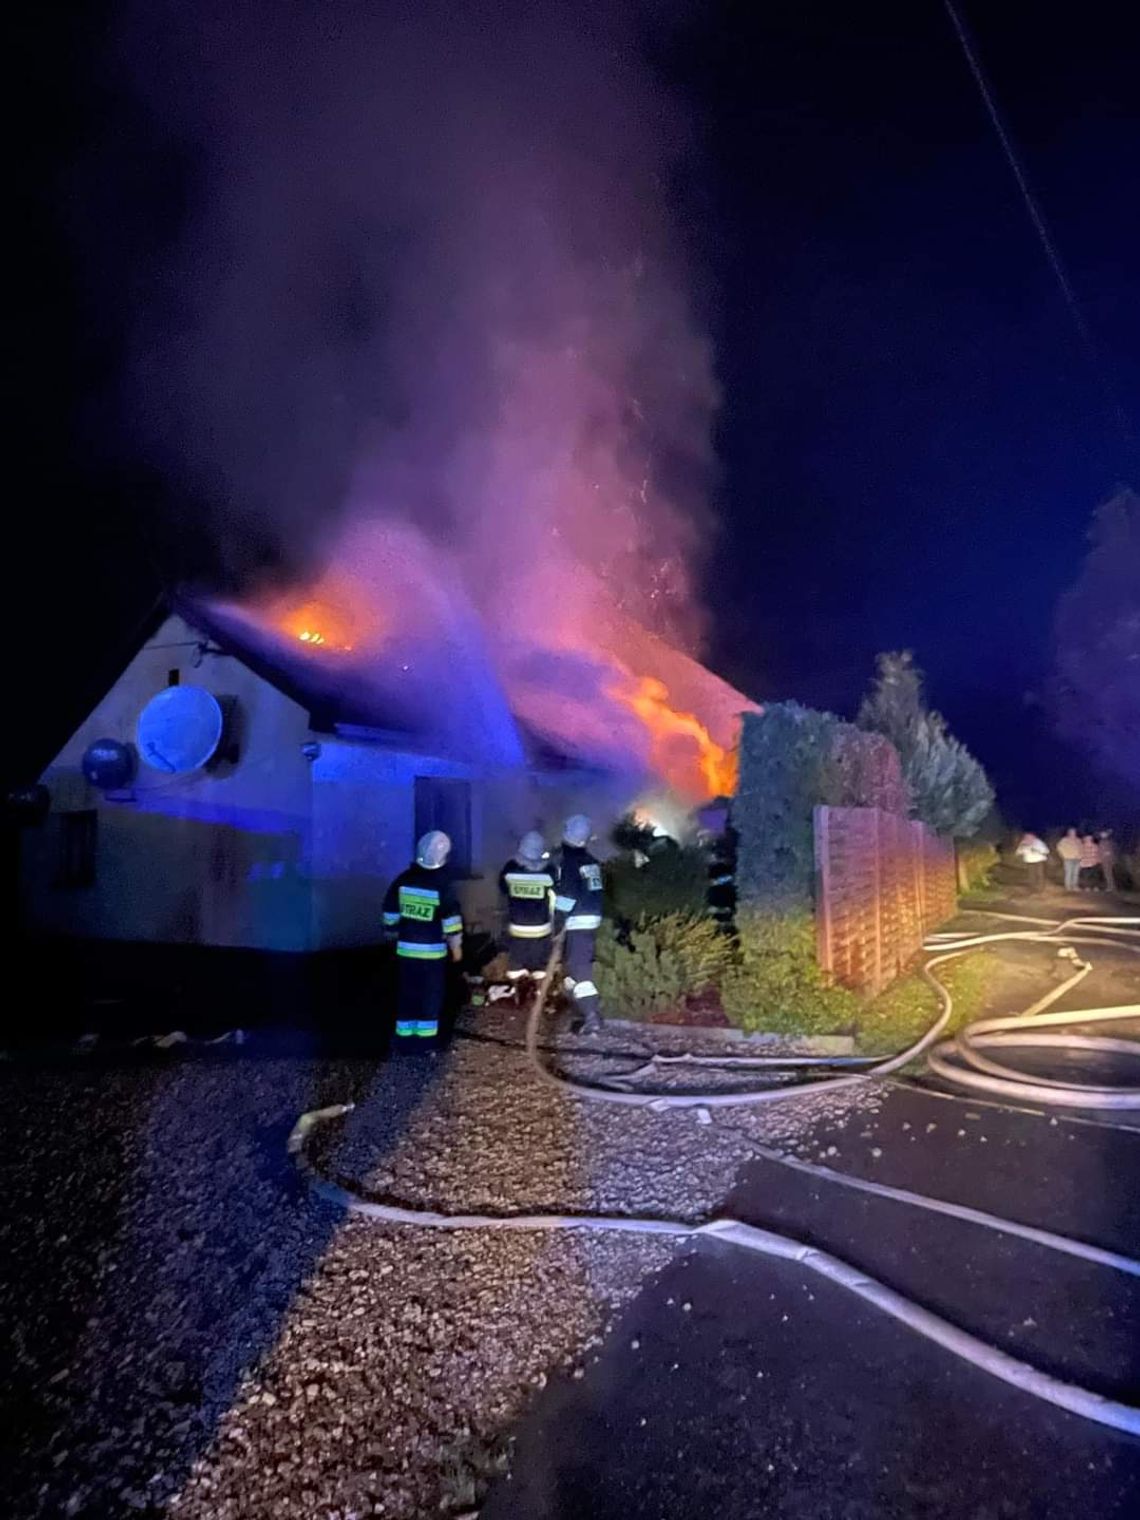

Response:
(922, 913), (1140, 1108)
(290, 913), (1140, 1435)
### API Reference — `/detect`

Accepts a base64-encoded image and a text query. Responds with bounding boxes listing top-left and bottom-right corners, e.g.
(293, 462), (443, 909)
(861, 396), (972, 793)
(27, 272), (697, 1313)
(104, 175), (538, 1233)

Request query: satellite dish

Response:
(137, 686), (224, 774)
(82, 738), (136, 791)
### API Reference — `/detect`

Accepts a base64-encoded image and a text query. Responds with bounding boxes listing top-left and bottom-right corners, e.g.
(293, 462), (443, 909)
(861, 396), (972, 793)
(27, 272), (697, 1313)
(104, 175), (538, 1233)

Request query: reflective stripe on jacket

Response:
(396, 941), (448, 960)
(499, 860), (556, 938)
(551, 844), (604, 931)
(382, 862), (463, 958)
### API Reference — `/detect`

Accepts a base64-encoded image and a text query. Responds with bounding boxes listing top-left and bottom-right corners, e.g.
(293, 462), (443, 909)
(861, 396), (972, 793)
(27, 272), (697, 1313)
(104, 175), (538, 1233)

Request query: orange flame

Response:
(275, 598), (358, 653)
(239, 547), (744, 803)
(612, 673), (738, 802)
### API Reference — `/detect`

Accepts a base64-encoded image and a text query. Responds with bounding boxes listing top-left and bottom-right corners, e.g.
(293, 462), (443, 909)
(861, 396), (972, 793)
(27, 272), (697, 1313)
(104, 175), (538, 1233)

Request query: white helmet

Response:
(416, 830), (452, 869)
(518, 830), (547, 867)
(563, 814), (592, 848)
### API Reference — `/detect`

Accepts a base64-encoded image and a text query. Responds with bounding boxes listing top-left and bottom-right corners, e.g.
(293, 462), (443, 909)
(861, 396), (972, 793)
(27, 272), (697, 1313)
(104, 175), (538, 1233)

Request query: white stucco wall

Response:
(22, 615), (658, 955)
(23, 616), (315, 951)
(309, 744), (647, 945)
(309, 739), (481, 947)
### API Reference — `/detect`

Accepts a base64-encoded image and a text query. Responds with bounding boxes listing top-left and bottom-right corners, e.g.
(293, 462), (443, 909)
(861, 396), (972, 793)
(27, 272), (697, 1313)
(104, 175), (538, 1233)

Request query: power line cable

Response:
(940, 0), (1136, 457)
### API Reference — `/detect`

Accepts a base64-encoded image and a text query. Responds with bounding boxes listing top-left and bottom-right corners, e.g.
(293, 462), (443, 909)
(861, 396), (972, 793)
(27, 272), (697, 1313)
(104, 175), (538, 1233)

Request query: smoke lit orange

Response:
(227, 517), (753, 799)
(273, 596), (361, 654)
(611, 672), (738, 802)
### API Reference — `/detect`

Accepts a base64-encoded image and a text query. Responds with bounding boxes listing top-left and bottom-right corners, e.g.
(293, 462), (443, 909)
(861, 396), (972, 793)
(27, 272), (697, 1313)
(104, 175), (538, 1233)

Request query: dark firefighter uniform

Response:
(499, 858), (557, 978)
(382, 861), (463, 1039)
(552, 835), (604, 1030)
(707, 824), (738, 931)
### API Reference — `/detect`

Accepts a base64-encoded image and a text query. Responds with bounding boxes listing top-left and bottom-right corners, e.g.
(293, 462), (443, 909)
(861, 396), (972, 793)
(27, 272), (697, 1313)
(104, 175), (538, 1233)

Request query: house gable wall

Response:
(23, 616), (315, 951)
(22, 615), (677, 957)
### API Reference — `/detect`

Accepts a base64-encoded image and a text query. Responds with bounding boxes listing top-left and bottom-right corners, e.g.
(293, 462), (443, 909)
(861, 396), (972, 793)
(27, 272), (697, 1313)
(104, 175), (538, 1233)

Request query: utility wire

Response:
(940, 0), (1136, 455)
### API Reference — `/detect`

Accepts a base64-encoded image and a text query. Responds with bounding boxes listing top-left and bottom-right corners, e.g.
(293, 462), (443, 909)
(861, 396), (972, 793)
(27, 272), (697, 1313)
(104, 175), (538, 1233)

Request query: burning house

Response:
(21, 537), (757, 960)
(21, 0), (766, 1016)
(11, 0), (764, 1000)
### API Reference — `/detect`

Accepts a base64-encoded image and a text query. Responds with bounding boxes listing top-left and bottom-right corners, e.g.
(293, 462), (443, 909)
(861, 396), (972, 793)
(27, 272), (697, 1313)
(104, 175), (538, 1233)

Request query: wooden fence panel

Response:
(814, 805), (958, 995)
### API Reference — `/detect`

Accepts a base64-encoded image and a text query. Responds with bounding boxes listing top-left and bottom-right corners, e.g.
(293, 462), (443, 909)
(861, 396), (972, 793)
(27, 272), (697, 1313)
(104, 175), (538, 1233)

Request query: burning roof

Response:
(193, 520), (758, 804)
(496, 607), (755, 800)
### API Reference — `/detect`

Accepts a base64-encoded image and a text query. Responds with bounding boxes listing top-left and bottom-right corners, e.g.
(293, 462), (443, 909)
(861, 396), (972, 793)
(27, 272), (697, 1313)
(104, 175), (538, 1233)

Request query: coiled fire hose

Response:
(290, 914), (1140, 1435)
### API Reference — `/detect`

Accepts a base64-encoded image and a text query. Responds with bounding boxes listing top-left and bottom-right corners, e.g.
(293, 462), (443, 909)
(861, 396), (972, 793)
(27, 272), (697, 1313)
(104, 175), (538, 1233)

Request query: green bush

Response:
(735, 704), (838, 913)
(828, 726), (910, 815)
(595, 914), (734, 1022)
(956, 837), (998, 892)
(734, 703), (909, 916)
(858, 651), (994, 838)
(720, 909), (861, 1035)
(605, 844), (709, 923)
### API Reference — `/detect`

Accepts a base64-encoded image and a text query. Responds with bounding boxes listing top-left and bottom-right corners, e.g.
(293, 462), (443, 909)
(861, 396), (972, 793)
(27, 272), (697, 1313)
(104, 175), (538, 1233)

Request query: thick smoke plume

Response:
(106, 0), (725, 778)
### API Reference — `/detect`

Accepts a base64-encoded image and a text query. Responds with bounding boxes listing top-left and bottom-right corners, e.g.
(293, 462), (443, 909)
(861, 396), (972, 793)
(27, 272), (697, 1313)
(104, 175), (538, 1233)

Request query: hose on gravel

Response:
(287, 912), (1140, 1436)
(289, 1102), (1140, 1436)
(519, 933), (961, 1110)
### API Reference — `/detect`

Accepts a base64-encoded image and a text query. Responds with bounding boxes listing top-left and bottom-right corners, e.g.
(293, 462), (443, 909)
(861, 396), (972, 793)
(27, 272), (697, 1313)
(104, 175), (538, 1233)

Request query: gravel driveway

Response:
(2, 1017), (880, 1519)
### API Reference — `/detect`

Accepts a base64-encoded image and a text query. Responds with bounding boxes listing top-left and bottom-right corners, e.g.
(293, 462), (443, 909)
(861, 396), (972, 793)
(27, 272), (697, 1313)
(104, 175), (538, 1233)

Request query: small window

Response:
(414, 777), (472, 876)
(167, 668), (180, 686)
(55, 810), (97, 889)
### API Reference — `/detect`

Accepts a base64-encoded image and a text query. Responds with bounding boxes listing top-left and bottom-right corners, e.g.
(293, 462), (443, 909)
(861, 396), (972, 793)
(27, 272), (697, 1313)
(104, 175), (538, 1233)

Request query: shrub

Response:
(858, 651), (994, 838)
(735, 704), (838, 913)
(907, 718), (993, 838)
(828, 726), (910, 815)
(956, 836), (999, 892)
(605, 844), (709, 923)
(595, 914), (734, 1022)
(720, 909), (861, 1036)
(735, 704), (910, 916)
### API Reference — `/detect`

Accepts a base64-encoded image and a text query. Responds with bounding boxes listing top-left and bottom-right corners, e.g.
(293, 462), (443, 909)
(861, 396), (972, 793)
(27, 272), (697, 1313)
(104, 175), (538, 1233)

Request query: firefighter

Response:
(552, 814), (605, 1033)
(706, 821), (738, 931)
(381, 830), (464, 1041)
(497, 831), (556, 1002)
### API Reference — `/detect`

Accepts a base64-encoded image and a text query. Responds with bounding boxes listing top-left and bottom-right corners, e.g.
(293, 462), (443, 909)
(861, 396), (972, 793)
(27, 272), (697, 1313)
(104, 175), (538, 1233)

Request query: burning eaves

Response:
(206, 521), (758, 804)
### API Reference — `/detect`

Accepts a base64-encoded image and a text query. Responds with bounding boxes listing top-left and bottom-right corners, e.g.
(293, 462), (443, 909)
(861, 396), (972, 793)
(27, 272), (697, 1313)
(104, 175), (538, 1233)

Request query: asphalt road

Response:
(482, 1081), (1140, 1519)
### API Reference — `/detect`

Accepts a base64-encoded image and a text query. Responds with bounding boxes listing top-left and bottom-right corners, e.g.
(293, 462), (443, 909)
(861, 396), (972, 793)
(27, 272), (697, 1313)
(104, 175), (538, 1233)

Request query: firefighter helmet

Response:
(518, 830), (547, 867)
(416, 830), (452, 869)
(562, 814), (592, 848)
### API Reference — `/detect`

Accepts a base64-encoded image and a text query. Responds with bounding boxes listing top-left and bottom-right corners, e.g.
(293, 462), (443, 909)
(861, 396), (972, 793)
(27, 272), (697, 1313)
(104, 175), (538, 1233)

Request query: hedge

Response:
(733, 702), (909, 915)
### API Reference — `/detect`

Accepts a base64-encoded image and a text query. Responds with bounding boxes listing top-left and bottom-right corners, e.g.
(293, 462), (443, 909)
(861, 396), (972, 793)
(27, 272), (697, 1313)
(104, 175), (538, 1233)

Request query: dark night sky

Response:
(695, 0), (1139, 822)
(10, 1), (1139, 821)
